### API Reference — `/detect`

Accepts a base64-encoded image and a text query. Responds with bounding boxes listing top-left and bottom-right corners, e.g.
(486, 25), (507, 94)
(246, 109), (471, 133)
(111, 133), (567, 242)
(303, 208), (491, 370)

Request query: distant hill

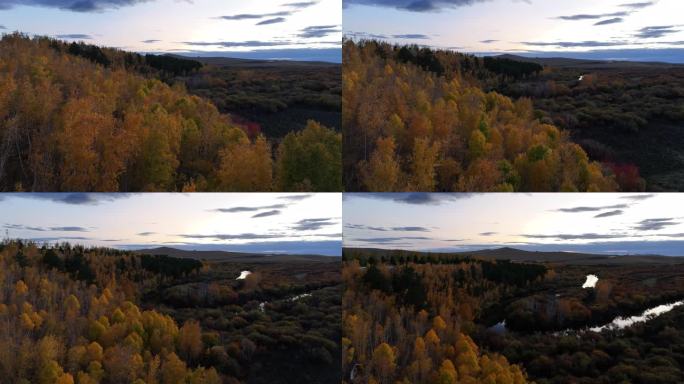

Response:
(135, 246), (339, 263)
(169, 54), (340, 68)
(493, 54), (684, 69)
(464, 247), (681, 265)
(344, 247), (683, 265)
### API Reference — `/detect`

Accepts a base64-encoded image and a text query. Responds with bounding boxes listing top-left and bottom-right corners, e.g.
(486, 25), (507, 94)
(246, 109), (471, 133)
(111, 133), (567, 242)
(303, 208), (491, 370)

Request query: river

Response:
(491, 300), (684, 335)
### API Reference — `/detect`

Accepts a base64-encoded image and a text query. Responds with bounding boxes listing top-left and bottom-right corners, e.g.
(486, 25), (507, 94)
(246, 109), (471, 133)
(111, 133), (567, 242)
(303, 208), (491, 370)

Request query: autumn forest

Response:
(343, 247), (684, 384)
(4, 0), (684, 381)
(0, 240), (341, 384)
(0, 34), (341, 192)
(343, 40), (656, 192)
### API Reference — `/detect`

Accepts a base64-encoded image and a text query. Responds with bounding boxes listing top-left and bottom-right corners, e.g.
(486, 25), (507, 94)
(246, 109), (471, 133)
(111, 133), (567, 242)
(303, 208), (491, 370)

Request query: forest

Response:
(343, 40), (620, 192)
(342, 248), (535, 384)
(0, 240), (341, 383)
(179, 57), (341, 138)
(343, 247), (684, 384)
(0, 34), (341, 192)
(483, 56), (684, 191)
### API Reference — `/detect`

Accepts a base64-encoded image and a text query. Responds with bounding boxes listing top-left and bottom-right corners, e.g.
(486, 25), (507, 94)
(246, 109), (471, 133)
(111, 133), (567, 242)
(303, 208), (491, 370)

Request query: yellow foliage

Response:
(20, 313), (35, 331)
(15, 280), (29, 296)
(56, 373), (75, 384)
(437, 359), (458, 384)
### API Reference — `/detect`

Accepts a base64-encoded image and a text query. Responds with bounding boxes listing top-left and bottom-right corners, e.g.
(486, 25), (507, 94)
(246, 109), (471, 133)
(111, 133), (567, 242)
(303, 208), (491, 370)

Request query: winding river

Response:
(490, 274), (684, 334)
(589, 300), (684, 332)
(491, 299), (684, 335)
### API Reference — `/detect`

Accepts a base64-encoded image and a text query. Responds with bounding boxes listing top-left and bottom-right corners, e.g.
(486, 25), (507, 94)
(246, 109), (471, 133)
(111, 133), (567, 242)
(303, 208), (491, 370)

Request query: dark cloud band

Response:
(344, 0), (491, 12)
(594, 17), (624, 26)
(0, 0), (151, 12)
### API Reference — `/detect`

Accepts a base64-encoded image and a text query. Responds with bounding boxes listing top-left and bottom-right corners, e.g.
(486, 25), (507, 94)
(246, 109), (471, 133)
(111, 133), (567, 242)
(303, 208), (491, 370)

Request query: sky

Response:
(344, 193), (684, 256)
(0, 193), (342, 256)
(343, 0), (684, 63)
(0, 0), (342, 62)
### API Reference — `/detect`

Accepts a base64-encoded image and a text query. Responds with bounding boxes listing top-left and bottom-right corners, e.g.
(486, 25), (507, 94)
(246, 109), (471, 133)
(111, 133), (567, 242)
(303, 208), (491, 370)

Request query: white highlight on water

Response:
(582, 274), (598, 288)
(289, 293), (312, 302)
(589, 300), (684, 332)
(237, 270), (252, 280)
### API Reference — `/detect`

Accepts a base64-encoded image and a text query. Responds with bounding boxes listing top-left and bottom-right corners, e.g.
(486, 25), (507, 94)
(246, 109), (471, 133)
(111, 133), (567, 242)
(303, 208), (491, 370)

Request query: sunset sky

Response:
(344, 193), (684, 255)
(0, 0), (341, 61)
(344, 0), (684, 63)
(1, 193), (342, 256)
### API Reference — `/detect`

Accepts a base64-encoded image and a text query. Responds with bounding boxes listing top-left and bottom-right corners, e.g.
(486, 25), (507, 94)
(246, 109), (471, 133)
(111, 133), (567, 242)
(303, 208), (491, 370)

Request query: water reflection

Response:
(582, 274), (598, 288)
(237, 270), (252, 280)
(589, 300), (684, 332)
(491, 299), (684, 335)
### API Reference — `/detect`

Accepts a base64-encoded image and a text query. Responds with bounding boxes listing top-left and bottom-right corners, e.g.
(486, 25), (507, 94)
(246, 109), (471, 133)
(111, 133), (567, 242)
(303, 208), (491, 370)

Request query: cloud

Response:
(522, 40), (627, 48)
(278, 194), (313, 202)
(620, 194), (655, 201)
(213, 204), (287, 213)
(2, 193), (131, 205)
(212, 195), (313, 215)
(0, 26), (6, 30)
(56, 34), (93, 39)
(555, 11), (629, 20)
(179, 233), (284, 240)
(350, 236), (432, 243)
(594, 17), (624, 26)
(137, 232), (156, 236)
(4, 224), (47, 231)
(251, 210), (282, 218)
(4, 224), (91, 232)
(594, 210), (624, 218)
(291, 218), (338, 231)
(348, 192), (472, 205)
(392, 226), (431, 232)
(282, 1), (318, 8)
(480, 39), (499, 43)
(142, 39), (160, 44)
(345, 224), (388, 231)
(556, 204), (628, 213)
(257, 17), (287, 25)
(345, 31), (389, 39)
(479, 232), (498, 236)
(343, 0), (492, 12)
(345, 224), (431, 232)
(521, 233), (627, 240)
(0, 0), (152, 12)
(217, 11), (291, 20)
(392, 34), (430, 39)
(26, 236), (92, 242)
(632, 218), (679, 231)
(177, 231), (341, 242)
(297, 25), (341, 38)
(635, 25), (679, 39)
(50, 226), (91, 232)
(620, 1), (656, 9)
